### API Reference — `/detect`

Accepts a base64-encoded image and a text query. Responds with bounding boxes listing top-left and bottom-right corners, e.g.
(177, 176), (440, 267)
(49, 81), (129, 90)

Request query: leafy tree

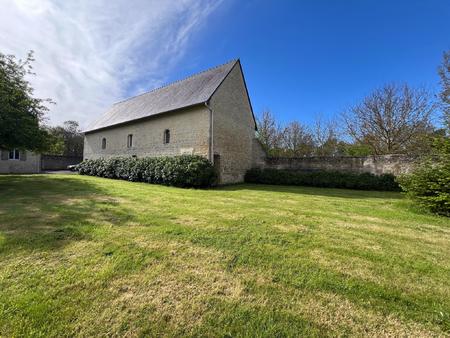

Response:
(398, 137), (450, 216)
(46, 121), (83, 156)
(0, 51), (52, 151)
(397, 53), (450, 216)
(337, 141), (373, 156)
(45, 131), (65, 155)
(438, 50), (450, 131)
(342, 84), (436, 155)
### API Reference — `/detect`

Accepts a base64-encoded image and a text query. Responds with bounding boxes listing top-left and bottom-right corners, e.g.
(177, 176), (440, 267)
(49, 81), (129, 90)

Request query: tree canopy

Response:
(46, 120), (84, 157)
(342, 84), (435, 155)
(0, 51), (51, 151)
(256, 83), (439, 158)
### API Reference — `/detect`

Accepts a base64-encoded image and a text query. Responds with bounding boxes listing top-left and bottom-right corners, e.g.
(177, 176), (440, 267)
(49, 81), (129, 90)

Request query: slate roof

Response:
(84, 59), (240, 133)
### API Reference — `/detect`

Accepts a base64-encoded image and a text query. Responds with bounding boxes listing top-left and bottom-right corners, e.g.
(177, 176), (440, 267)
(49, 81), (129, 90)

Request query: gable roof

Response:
(85, 59), (253, 133)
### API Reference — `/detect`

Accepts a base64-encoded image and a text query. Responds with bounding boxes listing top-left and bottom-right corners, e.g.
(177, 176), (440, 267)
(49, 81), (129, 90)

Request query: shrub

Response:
(76, 155), (216, 188)
(398, 137), (450, 216)
(244, 168), (400, 191)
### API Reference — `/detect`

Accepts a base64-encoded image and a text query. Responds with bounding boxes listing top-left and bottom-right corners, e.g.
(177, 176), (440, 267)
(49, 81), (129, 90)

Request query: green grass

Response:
(0, 174), (449, 337)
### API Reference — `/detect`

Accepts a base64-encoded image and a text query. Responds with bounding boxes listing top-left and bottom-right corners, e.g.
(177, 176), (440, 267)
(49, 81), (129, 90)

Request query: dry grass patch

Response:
(76, 244), (245, 336)
(298, 291), (440, 337)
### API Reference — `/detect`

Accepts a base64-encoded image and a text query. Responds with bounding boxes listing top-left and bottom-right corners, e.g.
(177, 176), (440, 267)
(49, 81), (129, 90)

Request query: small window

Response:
(164, 129), (170, 144)
(101, 138), (106, 149)
(9, 149), (20, 160)
(127, 134), (133, 148)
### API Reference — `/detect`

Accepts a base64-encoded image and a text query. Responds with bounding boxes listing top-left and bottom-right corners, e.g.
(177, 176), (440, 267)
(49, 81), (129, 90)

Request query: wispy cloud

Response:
(0, 0), (223, 127)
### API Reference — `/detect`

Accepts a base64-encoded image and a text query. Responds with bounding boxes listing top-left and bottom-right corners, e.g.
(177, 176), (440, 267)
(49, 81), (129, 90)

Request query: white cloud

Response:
(0, 0), (223, 128)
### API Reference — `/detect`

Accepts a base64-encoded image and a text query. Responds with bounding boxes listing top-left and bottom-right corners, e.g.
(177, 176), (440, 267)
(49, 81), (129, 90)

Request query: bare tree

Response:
(312, 114), (340, 156)
(256, 110), (282, 155)
(342, 84), (435, 155)
(438, 51), (450, 130)
(281, 121), (314, 157)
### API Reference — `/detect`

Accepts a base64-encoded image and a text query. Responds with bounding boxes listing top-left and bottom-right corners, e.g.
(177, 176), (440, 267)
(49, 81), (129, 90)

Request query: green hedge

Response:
(76, 155), (216, 188)
(397, 137), (450, 216)
(244, 168), (400, 191)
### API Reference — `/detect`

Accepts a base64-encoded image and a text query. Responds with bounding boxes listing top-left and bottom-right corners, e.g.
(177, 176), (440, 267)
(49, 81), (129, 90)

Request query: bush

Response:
(244, 168), (400, 191)
(398, 137), (450, 216)
(76, 155), (216, 188)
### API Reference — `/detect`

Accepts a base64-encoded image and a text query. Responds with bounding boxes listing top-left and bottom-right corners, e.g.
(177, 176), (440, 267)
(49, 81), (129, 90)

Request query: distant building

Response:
(83, 59), (266, 184)
(0, 149), (41, 173)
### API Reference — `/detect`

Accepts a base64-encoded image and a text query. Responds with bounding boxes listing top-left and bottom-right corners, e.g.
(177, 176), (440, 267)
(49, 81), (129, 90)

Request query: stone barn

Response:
(84, 59), (266, 184)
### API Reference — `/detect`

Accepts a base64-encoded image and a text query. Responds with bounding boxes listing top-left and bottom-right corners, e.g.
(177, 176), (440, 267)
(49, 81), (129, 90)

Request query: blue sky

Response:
(0, 0), (449, 127)
(164, 0), (450, 126)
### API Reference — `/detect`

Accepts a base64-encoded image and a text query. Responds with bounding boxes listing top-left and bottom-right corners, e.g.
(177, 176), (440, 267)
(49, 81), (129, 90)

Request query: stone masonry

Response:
(83, 60), (261, 184)
(262, 154), (416, 176)
(209, 63), (258, 183)
(84, 106), (211, 161)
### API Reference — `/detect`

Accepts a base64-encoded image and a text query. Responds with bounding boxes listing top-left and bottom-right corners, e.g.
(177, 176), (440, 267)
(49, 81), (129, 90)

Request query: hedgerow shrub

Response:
(398, 137), (450, 216)
(76, 155), (216, 188)
(244, 168), (400, 191)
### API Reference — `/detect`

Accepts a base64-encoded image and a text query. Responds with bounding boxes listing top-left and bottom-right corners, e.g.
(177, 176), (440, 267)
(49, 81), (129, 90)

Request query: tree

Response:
(337, 141), (373, 156)
(281, 121), (314, 157)
(0, 51), (52, 151)
(46, 121), (84, 156)
(342, 84), (435, 155)
(312, 114), (340, 156)
(256, 111), (283, 156)
(438, 50), (450, 130)
(398, 137), (450, 216)
(45, 131), (65, 155)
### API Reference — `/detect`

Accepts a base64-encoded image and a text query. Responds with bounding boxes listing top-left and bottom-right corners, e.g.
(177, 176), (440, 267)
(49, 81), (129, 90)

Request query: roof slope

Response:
(85, 60), (238, 133)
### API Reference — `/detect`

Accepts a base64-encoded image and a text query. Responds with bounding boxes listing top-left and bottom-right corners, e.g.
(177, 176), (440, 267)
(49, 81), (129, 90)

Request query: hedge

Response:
(397, 137), (450, 216)
(244, 168), (400, 191)
(76, 155), (216, 188)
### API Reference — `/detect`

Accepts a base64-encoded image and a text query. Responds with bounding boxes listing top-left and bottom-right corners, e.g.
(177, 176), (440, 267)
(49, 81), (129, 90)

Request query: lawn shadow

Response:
(0, 175), (137, 253)
(217, 183), (403, 200)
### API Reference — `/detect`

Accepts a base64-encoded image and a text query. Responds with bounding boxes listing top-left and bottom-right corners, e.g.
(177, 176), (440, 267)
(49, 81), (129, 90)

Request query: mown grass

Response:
(0, 174), (449, 337)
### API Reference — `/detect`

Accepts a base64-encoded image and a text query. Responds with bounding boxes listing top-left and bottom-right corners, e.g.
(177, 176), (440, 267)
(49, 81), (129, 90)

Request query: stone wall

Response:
(262, 154), (416, 176)
(84, 105), (210, 160)
(210, 62), (257, 184)
(41, 155), (83, 170)
(252, 138), (267, 169)
(0, 150), (41, 174)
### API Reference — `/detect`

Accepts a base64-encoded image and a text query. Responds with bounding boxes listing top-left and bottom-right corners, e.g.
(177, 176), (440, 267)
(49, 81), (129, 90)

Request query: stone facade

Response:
(84, 61), (262, 184)
(84, 106), (210, 160)
(209, 64), (259, 183)
(263, 155), (416, 176)
(0, 150), (41, 174)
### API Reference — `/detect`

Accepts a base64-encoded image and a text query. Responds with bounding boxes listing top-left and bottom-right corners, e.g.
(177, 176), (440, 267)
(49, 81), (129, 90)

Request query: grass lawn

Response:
(0, 174), (449, 337)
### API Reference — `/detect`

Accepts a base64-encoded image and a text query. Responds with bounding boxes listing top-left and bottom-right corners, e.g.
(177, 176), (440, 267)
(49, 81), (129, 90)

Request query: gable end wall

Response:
(209, 64), (256, 184)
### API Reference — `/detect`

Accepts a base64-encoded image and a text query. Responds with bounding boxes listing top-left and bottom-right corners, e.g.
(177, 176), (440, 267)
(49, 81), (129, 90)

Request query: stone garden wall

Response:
(262, 154), (416, 176)
(41, 155), (82, 170)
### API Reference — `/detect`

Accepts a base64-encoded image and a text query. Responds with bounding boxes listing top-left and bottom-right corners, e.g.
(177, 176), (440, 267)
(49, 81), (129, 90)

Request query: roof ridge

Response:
(113, 59), (239, 106)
